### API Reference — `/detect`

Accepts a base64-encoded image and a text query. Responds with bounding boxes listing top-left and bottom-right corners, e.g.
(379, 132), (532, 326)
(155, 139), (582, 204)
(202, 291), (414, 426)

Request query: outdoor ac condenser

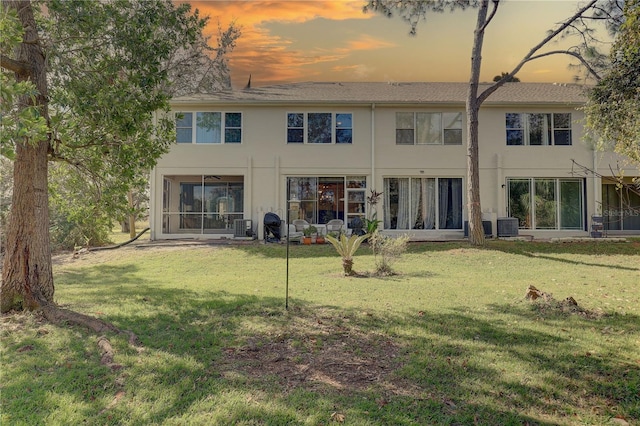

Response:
(234, 219), (253, 238)
(497, 217), (519, 237)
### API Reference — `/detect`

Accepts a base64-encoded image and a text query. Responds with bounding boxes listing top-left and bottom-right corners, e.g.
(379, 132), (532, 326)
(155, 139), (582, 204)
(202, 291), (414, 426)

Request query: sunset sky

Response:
(188, 1), (613, 89)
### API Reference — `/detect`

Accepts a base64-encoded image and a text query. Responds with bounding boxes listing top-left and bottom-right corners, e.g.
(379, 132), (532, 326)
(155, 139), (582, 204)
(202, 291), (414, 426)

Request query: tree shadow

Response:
(405, 239), (640, 271)
(230, 241), (373, 260)
(5, 261), (639, 425)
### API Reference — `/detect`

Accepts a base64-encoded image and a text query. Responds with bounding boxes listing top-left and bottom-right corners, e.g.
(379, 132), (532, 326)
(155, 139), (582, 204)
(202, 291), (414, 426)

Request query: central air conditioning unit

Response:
(234, 219), (253, 238)
(497, 217), (519, 237)
(464, 220), (493, 237)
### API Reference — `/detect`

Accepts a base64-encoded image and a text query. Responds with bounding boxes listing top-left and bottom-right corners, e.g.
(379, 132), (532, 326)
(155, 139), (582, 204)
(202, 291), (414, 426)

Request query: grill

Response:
(263, 212), (282, 242)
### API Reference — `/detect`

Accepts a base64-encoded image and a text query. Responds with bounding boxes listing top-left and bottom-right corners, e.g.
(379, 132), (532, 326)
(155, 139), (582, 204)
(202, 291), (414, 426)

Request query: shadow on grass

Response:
(405, 239), (640, 272)
(486, 241), (640, 272)
(229, 241), (372, 260)
(5, 262), (639, 425)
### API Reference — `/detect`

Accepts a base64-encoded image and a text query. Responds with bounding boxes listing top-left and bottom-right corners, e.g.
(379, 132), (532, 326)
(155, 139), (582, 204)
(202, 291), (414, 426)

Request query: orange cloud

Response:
(190, 1), (368, 28)
(183, 1), (377, 87)
(344, 34), (396, 51)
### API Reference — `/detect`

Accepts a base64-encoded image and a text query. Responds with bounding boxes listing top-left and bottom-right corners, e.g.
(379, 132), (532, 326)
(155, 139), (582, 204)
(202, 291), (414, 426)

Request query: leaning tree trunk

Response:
(465, 0), (489, 247)
(1, 0), (54, 312)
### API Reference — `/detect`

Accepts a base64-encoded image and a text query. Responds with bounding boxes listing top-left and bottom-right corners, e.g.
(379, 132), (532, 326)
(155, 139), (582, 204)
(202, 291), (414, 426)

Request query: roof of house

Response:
(171, 82), (590, 106)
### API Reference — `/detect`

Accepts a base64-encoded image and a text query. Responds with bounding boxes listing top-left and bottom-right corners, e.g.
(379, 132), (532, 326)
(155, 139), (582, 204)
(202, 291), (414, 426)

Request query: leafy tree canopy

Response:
(585, 0), (640, 166)
(1, 0), (239, 248)
(0, 0), (239, 313)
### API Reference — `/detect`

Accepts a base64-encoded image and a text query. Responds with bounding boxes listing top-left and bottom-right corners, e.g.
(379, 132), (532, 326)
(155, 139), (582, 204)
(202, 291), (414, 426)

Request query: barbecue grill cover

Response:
(263, 212), (282, 241)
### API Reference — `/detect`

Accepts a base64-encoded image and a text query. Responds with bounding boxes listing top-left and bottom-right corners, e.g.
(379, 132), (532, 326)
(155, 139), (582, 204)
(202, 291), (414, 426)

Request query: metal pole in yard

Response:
(286, 203), (290, 310)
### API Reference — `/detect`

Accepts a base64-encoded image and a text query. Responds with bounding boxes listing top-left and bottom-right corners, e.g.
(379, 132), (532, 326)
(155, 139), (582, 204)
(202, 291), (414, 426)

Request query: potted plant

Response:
(316, 231), (325, 244)
(302, 225), (317, 245)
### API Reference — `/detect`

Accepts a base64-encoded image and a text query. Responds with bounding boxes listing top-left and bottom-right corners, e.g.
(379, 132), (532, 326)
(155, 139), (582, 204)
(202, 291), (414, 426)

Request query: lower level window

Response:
(383, 177), (463, 230)
(286, 176), (366, 227)
(507, 178), (583, 230)
(602, 183), (640, 231)
(162, 175), (244, 234)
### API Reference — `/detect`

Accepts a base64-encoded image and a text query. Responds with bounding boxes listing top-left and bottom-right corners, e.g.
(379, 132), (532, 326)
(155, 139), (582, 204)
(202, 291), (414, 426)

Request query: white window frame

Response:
(505, 113), (572, 146)
(383, 176), (464, 230)
(286, 112), (353, 144)
(395, 112), (463, 145)
(507, 177), (584, 230)
(175, 111), (243, 144)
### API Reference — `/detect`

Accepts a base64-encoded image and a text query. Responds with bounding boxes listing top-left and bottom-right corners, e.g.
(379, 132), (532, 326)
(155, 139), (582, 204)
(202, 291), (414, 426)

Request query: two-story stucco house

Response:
(149, 82), (639, 241)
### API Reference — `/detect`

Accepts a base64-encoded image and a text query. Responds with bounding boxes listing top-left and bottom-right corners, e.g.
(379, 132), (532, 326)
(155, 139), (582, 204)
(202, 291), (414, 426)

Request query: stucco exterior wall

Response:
(150, 91), (638, 241)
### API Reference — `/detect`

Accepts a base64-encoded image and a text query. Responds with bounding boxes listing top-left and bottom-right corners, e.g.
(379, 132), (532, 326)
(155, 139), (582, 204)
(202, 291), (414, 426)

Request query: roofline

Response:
(169, 99), (585, 107)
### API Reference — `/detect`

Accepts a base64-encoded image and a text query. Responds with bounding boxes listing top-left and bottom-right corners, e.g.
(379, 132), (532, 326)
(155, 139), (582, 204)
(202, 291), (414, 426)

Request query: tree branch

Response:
(479, 0), (500, 33)
(0, 54), (32, 74)
(526, 49), (602, 80)
(477, 0), (599, 105)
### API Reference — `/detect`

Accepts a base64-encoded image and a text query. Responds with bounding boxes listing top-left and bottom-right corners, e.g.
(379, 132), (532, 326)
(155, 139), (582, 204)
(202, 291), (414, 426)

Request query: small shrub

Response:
(325, 233), (368, 276)
(369, 232), (409, 276)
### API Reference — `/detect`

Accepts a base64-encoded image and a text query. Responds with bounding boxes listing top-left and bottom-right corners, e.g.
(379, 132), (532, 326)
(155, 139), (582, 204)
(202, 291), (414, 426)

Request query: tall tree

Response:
(0, 0), (237, 317)
(1, 1), (53, 311)
(364, 0), (624, 245)
(584, 0), (640, 166)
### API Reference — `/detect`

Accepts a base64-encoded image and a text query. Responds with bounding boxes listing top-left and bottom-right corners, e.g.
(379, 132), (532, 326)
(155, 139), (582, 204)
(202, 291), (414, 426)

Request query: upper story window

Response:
(506, 113), (571, 146)
(287, 112), (352, 144)
(176, 112), (242, 144)
(396, 112), (463, 145)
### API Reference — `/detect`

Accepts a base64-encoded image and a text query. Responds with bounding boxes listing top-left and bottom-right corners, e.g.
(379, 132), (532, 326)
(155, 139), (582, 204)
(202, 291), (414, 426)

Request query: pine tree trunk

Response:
(465, 0), (489, 247)
(128, 191), (136, 239)
(1, 0), (54, 312)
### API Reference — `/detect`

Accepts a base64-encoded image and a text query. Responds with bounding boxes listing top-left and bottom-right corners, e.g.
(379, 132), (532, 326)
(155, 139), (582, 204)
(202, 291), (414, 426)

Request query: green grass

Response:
(2, 239), (639, 425)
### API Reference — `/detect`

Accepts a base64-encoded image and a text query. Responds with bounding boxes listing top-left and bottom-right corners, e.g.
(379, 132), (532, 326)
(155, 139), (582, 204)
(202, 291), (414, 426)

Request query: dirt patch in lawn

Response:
(218, 309), (415, 396)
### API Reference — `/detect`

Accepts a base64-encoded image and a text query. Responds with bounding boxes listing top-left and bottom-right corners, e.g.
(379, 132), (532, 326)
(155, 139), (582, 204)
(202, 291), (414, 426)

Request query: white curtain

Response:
(423, 178), (436, 229)
(397, 178), (410, 229)
(411, 179), (421, 229)
(384, 177), (459, 230)
(384, 179), (392, 229)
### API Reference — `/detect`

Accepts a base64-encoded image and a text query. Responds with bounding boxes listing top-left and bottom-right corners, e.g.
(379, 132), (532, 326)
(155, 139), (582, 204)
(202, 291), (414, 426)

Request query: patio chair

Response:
(326, 219), (344, 236)
(292, 219), (310, 232)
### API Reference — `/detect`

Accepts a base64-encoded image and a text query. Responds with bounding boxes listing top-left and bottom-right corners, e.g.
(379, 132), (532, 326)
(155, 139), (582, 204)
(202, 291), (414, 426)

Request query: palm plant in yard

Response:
(325, 233), (369, 276)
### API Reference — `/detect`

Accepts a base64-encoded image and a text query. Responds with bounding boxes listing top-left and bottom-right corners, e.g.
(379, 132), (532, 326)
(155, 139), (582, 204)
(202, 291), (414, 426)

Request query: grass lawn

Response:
(1, 237), (639, 425)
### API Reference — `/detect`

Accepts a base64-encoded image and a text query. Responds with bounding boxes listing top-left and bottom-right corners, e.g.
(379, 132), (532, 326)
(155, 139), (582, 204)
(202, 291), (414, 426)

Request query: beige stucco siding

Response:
(151, 83), (639, 240)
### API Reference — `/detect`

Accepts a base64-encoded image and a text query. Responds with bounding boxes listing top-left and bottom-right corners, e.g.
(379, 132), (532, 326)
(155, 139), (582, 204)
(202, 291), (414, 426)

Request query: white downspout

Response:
(149, 168), (157, 240)
(247, 155), (252, 223)
(371, 103), (376, 183)
(496, 153), (504, 215)
(275, 155), (280, 213)
(592, 148), (599, 224)
(370, 103), (376, 216)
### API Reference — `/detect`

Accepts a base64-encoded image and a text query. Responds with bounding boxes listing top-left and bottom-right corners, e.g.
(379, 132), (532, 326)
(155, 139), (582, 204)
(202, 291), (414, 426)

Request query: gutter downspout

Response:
(275, 155), (280, 214)
(371, 102), (376, 203)
(149, 167), (156, 240)
(247, 155), (253, 226)
(592, 148), (599, 228)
